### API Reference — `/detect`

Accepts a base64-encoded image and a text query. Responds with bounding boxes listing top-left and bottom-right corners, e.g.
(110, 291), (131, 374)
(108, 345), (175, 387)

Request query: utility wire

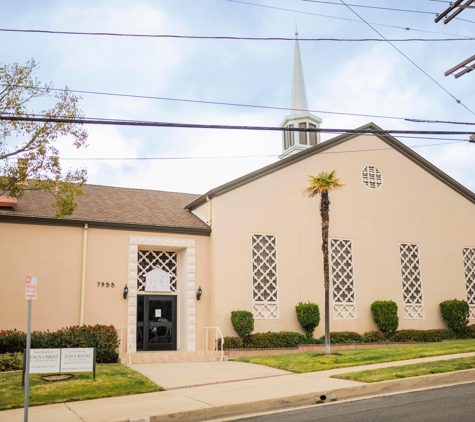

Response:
(338, 0), (475, 117)
(0, 28), (472, 42)
(1, 115), (475, 136)
(301, 0), (475, 23)
(226, 1), (473, 38)
(3, 87), (475, 126)
(302, 0), (437, 15)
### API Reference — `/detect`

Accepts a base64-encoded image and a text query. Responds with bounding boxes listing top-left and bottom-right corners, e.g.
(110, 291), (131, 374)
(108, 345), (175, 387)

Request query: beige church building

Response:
(1, 37), (475, 362)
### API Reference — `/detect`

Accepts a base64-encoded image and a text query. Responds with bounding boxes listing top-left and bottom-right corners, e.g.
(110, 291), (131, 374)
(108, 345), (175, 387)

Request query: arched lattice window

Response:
(252, 234), (278, 319)
(361, 164), (383, 190)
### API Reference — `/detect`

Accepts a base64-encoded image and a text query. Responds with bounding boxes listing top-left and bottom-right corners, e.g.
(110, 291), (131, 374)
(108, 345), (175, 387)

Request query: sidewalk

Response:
(2, 352), (475, 422)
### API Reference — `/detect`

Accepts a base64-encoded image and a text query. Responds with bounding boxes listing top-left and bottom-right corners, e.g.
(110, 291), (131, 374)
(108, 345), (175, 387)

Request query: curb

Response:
(118, 368), (475, 422)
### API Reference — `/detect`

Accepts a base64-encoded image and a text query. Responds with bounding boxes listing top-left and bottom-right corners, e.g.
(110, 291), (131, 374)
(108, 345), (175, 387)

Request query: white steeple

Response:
(290, 32), (308, 115)
(279, 32), (322, 160)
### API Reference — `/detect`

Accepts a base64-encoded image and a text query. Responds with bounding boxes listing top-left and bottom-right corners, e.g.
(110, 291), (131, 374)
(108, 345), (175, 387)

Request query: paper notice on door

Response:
(155, 309), (162, 318)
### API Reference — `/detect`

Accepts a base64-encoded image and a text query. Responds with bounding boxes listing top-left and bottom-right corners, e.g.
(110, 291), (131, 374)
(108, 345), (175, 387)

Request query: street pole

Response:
(24, 299), (32, 422)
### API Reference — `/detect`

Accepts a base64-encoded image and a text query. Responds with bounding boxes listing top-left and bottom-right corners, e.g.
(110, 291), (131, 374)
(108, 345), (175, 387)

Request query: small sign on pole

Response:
(25, 276), (37, 300)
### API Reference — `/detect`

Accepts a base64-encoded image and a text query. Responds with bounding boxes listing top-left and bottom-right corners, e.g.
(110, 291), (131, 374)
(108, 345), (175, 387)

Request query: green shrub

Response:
(466, 324), (475, 339)
(218, 336), (244, 350)
(362, 330), (386, 343)
(370, 300), (399, 336)
(319, 331), (363, 344)
(247, 331), (311, 348)
(0, 325), (119, 363)
(295, 302), (321, 338)
(440, 299), (470, 336)
(392, 329), (455, 343)
(0, 352), (23, 372)
(230, 310), (254, 345)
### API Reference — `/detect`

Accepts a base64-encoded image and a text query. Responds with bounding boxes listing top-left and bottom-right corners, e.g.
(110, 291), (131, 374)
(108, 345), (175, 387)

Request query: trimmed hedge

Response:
(371, 300), (399, 336)
(440, 299), (470, 336)
(362, 330), (387, 343)
(295, 302), (320, 338)
(0, 325), (119, 363)
(231, 310), (254, 345)
(319, 331), (364, 344)
(392, 329), (456, 343)
(0, 352), (23, 372)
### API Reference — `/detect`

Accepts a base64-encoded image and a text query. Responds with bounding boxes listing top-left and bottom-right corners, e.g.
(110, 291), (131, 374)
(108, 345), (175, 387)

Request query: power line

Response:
(338, 0), (475, 117)
(226, 1), (473, 38)
(4, 88), (475, 126)
(302, 0), (437, 15)
(1, 115), (475, 136)
(0, 28), (472, 42)
(301, 0), (475, 23)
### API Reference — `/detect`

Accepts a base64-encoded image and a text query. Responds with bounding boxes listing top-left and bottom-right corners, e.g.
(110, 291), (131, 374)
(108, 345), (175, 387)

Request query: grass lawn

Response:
(234, 340), (475, 373)
(332, 356), (475, 383)
(0, 363), (163, 411)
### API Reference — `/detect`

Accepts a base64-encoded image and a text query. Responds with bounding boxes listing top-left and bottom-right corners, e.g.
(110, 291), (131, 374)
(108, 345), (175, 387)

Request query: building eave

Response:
(186, 122), (475, 210)
(0, 214), (211, 236)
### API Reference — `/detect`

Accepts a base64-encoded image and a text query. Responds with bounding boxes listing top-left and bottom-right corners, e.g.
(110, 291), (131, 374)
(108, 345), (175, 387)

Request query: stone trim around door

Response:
(127, 236), (196, 352)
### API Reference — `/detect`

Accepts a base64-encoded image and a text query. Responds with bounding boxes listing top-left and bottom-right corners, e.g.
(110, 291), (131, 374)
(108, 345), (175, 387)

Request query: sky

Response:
(1, 0), (475, 194)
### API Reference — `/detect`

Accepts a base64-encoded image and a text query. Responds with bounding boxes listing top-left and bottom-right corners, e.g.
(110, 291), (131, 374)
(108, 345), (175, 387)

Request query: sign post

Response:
(24, 276), (37, 422)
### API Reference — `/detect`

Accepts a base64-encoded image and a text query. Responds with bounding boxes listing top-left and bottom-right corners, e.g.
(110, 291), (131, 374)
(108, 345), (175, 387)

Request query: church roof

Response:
(186, 122), (475, 210)
(0, 184), (210, 235)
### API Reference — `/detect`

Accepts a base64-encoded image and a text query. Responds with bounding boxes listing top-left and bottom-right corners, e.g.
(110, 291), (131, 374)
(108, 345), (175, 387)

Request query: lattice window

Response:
(463, 248), (475, 319)
(399, 244), (424, 319)
(361, 164), (383, 190)
(137, 250), (177, 292)
(252, 234), (278, 319)
(331, 239), (356, 319)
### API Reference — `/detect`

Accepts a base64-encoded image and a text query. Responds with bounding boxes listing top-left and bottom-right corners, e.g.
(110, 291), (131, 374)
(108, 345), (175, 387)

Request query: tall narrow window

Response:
(463, 248), (475, 319)
(331, 239), (356, 318)
(309, 123), (317, 145)
(399, 244), (424, 319)
(252, 234), (278, 319)
(299, 122), (307, 144)
(288, 124), (294, 146)
(137, 250), (177, 292)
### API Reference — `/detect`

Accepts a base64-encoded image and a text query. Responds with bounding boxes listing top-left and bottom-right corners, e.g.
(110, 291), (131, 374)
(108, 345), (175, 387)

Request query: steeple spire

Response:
(290, 33), (309, 115)
(279, 31), (323, 160)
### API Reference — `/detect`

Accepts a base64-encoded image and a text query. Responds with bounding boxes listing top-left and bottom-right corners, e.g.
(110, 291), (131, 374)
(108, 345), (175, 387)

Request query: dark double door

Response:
(137, 295), (177, 351)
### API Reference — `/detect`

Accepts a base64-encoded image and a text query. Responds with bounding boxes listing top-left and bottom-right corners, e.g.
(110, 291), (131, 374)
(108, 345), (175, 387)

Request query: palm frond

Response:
(303, 170), (345, 197)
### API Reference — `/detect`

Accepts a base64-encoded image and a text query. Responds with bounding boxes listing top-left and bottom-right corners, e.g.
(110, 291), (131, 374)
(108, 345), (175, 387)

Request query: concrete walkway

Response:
(2, 352), (475, 422)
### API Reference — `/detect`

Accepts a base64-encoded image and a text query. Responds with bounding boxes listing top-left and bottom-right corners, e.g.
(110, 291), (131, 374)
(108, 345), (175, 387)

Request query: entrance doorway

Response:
(136, 295), (177, 351)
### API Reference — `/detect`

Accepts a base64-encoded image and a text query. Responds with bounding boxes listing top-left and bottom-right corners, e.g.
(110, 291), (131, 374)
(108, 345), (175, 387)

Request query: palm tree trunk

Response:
(320, 191), (331, 355)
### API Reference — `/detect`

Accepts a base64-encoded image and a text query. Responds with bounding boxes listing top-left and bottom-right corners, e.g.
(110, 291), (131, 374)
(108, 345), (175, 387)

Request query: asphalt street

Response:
(233, 382), (475, 422)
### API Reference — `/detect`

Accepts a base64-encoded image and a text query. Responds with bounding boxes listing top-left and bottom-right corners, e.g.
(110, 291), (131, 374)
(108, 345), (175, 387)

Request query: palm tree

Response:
(304, 170), (344, 355)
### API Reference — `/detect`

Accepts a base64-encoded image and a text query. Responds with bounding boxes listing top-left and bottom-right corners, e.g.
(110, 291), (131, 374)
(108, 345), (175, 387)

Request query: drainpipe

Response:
(79, 223), (88, 326)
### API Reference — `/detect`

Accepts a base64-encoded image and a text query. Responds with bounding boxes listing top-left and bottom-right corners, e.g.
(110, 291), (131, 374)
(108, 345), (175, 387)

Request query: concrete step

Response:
(118, 350), (227, 363)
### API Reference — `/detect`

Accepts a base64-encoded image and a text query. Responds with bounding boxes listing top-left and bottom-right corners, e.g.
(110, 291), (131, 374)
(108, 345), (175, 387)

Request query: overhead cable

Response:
(0, 28), (473, 42)
(1, 115), (475, 136)
(338, 0), (475, 117)
(3, 86), (475, 126)
(226, 1), (473, 38)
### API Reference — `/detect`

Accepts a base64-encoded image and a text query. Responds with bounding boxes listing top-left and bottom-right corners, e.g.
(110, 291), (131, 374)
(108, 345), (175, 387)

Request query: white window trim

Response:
(462, 246), (475, 320)
(361, 164), (383, 190)
(251, 233), (279, 320)
(399, 243), (425, 320)
(330, 238), (357, 319)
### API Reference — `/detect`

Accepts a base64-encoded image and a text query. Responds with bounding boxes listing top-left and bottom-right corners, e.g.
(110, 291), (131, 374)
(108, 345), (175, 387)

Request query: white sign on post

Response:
(25, 276), (37, 300)
(29, 349), (61, 374)
(60, 348), (95, 372)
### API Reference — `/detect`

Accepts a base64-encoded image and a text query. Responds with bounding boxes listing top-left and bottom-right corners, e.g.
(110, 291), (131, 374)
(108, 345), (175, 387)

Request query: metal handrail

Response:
(203, 326), (224, 362)
(127, 327), (133, 364)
